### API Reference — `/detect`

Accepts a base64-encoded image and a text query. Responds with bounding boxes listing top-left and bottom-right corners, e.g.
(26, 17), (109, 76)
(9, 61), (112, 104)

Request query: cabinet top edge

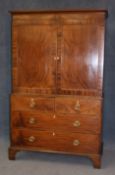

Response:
(9, 9), (108, 16)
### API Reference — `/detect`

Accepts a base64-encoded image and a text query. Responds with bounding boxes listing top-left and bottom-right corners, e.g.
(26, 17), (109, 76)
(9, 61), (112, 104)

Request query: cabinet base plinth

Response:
(8, 147), (19, 160)
(8, 147), (101, 168)
(89, 154), (101, 169)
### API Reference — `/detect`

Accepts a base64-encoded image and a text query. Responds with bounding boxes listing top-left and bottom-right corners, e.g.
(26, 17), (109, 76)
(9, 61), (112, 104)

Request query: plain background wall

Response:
(0, 0), (115, 146)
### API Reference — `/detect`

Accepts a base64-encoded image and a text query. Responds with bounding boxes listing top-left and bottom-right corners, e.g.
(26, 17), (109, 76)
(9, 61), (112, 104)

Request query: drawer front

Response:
(11, 95), (54, 112)
(11, 111), (55, 130)
(11, 129), (100, 154)
(55, 97), (102, 115)
(11, 111), (101, 134)
(54, 114), (101, 134)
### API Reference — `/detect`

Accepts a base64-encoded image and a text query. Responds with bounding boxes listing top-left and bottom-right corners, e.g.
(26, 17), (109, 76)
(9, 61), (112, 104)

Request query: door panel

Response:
(13, 21), (57, 94)
(60, 25), (98, 91)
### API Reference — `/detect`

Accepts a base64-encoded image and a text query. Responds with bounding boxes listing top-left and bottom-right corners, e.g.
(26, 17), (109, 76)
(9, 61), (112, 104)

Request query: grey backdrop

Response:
(0, 0), (115, 146)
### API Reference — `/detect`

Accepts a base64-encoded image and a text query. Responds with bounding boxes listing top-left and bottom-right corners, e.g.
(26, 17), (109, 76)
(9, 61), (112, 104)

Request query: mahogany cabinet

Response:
(9, 10), (107, 168)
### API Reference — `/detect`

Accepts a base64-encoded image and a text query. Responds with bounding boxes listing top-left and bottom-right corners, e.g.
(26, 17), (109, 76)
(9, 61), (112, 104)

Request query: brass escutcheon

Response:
(74, 100), (80, 111)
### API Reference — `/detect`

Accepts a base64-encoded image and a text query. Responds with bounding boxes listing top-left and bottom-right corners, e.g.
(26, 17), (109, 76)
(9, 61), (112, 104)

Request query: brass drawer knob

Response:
(54, 56), (60, 61)
(73, 139), (80, 146)
(29, 117), (36, 124)
(30, 98), (36, 108)
(74, 100), (80, 111)
(57, 56), (60, 61)
(73, 120), (80, 127)
(28, 136), (36, 143)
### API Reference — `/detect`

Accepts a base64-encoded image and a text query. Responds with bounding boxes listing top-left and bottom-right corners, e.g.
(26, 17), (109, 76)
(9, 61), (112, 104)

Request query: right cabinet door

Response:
(57, 13), (105, 96)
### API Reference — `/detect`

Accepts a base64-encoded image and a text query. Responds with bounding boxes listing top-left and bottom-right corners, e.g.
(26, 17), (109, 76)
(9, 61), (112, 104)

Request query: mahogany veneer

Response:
(9, 10), (107, 168)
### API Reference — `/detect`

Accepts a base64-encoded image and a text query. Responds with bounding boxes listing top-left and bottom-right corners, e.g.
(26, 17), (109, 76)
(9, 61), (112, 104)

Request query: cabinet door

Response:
(57, 13), (105, 96)
(12, 14), (57, 94)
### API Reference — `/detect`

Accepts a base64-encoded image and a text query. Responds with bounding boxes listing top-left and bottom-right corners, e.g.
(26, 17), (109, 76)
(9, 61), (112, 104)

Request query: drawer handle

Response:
(73, 139), (80, 146)
(28, 136), (36, 143)
(54, 56), (60, 61)
(29, 117), (36, 124)
(30, 98), (36, 108)
(74, 100), (80, 111)
(53, 114), (56, 119)
(73, 120), (80, 127)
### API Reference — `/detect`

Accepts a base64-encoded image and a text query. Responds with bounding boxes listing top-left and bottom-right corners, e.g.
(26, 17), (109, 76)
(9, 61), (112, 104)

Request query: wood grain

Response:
(55, 96), (102, 115)
(12, 15), (57, 94)
(11, 111), (101, 134)
(11, 129), (101, 154)
(11, 12), (105, 96)
(11, 95), (54, 112)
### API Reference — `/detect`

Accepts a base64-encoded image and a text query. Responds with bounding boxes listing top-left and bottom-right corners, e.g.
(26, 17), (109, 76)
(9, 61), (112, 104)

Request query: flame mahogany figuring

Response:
(9, 10), (107, 168)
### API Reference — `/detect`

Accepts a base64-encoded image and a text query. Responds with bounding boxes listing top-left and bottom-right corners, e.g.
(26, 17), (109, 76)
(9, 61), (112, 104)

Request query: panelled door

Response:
(12, 14), (57, 94)
(12, 13), (105, 96)
(56, 13), (105, 96)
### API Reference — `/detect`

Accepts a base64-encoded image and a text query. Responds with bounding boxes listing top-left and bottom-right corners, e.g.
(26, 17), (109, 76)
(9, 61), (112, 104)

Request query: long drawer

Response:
(11, 111), (101, 134)
(11, 129), (101, 154)
(55, 96), (102, 115)
(11, 95), (54, 112)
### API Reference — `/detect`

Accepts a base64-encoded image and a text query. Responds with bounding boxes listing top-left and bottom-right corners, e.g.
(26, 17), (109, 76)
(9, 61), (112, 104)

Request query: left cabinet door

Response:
(12, 14), (57, 94)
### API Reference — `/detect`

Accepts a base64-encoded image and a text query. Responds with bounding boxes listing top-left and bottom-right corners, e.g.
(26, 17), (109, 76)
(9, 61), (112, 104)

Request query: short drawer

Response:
(11, 129), (101, 154)
(54, 113), (101, 134)
(11, 111), (56, 130)
(11, 95), (54, 112)
(55, 96), (102, 115)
